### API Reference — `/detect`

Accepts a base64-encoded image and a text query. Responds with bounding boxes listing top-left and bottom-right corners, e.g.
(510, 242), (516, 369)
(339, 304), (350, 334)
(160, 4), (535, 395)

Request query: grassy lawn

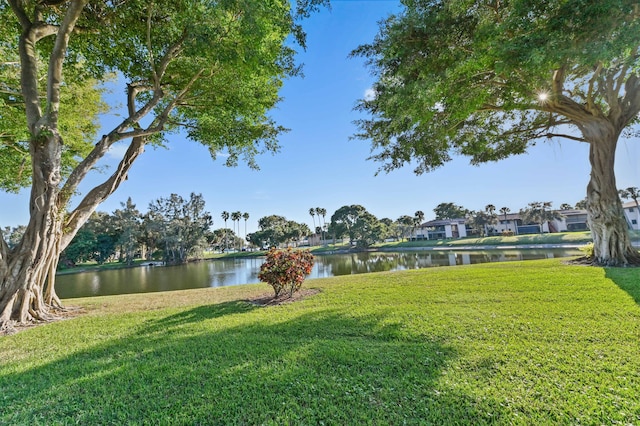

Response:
(376, 231), (594, 249)
(3, 259), (640, 424)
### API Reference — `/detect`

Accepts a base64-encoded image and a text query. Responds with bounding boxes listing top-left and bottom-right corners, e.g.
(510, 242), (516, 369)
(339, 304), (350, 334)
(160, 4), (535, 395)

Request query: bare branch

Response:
(155, 36), (186, 81)
(109, 126), (169, 140)
(542, 133), (588, 143)
(527, 67), (604, 123)
(61, 88), (165, 200)
(0, 230), (8, 262)
(62, 136), (147, 249)
(614, 47), (637, 95)
(620, 73), (640, 125)
(45, 0), (88, 128)
(127, 83), (151, 124)
(17, 38), (41, 129)
(7, 0), (31, 29)
(478, 104), (504, 111)
(146, 3), (159, 88)
(149, 69), (205, 129)
(586, 62), (602, 114)
(551, 66), (565, 98)
(32, 23), (59, 42)
(61, 39), (195, 203)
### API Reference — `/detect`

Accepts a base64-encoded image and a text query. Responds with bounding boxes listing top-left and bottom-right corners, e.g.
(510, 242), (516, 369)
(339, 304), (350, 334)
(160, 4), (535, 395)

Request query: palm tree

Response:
(620, 187), (640, 227)
(316, 207), (327, 245)
(231, 211), (242, 250)
(523, 201), (558, 233)
(620, 187), (640, 208)
(499, 206), (511, 233)
(221, 211), (229, 252)
(541, 201), (554, 232)
(309, 208), (317, 242)
(317, 207), (327, 226)
(242, 212), (250, 247)
(484, 204), (497, 235)
(413, 210), (425, 240)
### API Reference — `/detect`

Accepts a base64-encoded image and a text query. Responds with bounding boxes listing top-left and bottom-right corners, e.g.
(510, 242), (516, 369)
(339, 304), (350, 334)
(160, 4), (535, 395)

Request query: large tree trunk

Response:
(585, 126), (640, 266)
(0, 132), (147, 332)
(0, 224), (64, 330)
(0, 135), (65, 333)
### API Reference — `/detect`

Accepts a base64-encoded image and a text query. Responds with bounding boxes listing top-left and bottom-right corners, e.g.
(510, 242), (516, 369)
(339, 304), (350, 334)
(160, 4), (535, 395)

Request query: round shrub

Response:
(258, 248), (314, 298)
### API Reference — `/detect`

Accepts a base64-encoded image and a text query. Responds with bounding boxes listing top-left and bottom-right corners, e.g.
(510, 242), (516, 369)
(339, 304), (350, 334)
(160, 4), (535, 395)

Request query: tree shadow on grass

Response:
(0, 304), (507, 425)
(605, 267), (640, 305)
(141, 300), (259, 333)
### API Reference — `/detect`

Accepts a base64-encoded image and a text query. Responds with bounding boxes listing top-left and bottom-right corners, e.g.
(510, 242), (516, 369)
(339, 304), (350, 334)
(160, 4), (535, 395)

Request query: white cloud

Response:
(364, 87), (377, 101)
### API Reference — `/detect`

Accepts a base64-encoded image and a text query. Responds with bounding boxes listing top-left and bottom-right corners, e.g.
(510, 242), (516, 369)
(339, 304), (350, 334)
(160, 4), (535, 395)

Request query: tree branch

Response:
(542, 133), (588, 143)
(62, 136), (146, 249)
(60, 88), (165, 201)
(156, 35), (187, 82)
(614, 47), (637, 95)
(127, 83), (151, 124)
(45, 0), (88, 128)
(60, 31), (190, 204)
(146, 3), (159, 88)
(0, 230), (8, 263)
(551, 66), (565, 98)
(7, 0), (31, 29)
(148, 69), (205, 129)
(16, 27), (42, 130)
(620, 73), (640, 125)
(586, 62), (602, 115)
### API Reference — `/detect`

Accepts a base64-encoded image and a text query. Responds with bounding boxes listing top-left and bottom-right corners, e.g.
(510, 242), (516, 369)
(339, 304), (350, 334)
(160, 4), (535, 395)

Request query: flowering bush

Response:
(258, 248), (315, 298)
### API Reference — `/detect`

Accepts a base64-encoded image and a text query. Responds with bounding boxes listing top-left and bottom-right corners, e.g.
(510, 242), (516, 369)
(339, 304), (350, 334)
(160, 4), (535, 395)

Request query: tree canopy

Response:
(329, 205), (385, 248)
(354, 0), (640, 171)
(247, 215), (310, 248)
(0, 0), (328, 329)
(354, 0), (640, 265)
(434, 202), (468, 220)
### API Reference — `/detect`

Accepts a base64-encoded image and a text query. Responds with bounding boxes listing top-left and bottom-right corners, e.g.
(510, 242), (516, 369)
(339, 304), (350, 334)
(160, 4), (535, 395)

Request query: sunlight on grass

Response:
(2, 259), (640, 424)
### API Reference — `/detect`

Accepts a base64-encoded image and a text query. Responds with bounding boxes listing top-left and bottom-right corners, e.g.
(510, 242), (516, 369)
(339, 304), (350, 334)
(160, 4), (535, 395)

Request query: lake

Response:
(56, 248), (582, 299)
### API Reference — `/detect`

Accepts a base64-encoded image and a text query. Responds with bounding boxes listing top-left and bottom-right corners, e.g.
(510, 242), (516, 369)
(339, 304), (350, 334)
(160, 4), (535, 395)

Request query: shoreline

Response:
(56, 242), (591, 276)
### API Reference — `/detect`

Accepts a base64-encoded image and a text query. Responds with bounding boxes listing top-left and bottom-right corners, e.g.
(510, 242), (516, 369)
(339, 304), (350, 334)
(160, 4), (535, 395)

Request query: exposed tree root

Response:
(0, 320), (17, 336)
(0, 304), (85, 336)
(567, 253), (640, 267)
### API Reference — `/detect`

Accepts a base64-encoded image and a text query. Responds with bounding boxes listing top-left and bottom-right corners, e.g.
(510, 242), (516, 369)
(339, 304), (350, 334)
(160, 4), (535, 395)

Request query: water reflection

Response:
(56, 248), (581, 299)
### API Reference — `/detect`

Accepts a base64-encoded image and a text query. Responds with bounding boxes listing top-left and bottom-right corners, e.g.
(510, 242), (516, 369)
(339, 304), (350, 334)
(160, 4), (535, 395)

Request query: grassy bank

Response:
(2, 259), (640, 424)
(374, 230), (594, 249)
(57, 230), (640, 273)
(56, 231), (605, 273)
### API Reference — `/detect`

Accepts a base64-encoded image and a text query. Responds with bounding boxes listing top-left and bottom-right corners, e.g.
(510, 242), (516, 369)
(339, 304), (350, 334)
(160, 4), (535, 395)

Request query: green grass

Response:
(376, 231), (593, 249)
(4, 259), (640, 424)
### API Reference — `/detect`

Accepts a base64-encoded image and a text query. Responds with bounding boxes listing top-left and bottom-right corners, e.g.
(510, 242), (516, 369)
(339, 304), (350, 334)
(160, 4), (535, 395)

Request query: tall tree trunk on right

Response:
(585, 124), (640, 266)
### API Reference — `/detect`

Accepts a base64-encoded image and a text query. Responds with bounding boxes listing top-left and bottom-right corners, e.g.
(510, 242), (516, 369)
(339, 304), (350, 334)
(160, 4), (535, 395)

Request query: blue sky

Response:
(1, 1), (638, 235)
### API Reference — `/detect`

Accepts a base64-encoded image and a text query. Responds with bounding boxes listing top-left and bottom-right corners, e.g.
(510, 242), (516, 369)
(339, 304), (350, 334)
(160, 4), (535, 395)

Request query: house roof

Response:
(623, 201), (639, 209)
(417, 208), (590, 226)
(558, 209), (588, 216)
(498, 213), (521, 221)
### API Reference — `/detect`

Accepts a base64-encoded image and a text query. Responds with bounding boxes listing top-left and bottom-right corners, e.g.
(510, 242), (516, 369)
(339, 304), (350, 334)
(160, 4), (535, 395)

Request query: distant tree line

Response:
(6, 188), (635, 267)
(315, 197), (604, 247)
(59, 193), (215, 266)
